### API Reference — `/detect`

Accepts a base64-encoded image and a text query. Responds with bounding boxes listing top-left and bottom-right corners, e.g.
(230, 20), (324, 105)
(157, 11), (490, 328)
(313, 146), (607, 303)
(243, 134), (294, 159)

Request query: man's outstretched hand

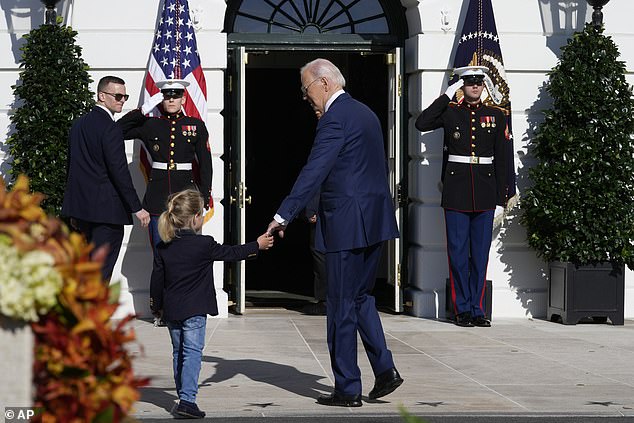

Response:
(267, 220), (285, 238)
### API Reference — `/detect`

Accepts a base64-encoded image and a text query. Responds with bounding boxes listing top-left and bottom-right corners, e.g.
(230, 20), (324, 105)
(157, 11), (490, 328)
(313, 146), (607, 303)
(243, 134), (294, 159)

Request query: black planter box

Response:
(445, 279), (492, 321)
(547, 261), (624, 325)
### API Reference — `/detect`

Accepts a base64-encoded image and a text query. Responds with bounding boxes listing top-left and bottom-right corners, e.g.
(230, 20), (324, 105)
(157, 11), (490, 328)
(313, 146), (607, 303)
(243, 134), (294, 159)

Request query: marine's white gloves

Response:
(445, 79), (464, 99)
(141, 92), (164, 115)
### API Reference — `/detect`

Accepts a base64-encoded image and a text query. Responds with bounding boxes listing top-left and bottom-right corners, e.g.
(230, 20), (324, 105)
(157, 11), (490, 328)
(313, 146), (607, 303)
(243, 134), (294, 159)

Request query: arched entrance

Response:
(223, 0), (408, 314)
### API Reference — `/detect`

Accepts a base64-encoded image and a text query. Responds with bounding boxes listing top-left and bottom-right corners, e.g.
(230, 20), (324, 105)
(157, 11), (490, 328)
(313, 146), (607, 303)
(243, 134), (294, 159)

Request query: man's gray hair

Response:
(301, 58), (346, 88)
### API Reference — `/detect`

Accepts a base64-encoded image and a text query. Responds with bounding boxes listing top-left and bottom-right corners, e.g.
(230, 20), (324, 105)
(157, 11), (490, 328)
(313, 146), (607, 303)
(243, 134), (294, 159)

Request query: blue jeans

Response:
(167, 315), (207, 403)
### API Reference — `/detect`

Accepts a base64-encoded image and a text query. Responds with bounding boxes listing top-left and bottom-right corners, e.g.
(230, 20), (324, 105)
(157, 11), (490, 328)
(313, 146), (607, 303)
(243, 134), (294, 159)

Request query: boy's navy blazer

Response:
(62, 106), (141, 224)
(276, 93), (399, 253)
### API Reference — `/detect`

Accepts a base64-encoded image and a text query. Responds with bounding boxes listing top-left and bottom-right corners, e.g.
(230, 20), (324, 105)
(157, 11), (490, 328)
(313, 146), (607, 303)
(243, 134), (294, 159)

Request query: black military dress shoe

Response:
(368, 367), (404, 399)
(454, 312), (474, 327)
(472, 316), (491, 327)
(317, 392), (362, 407)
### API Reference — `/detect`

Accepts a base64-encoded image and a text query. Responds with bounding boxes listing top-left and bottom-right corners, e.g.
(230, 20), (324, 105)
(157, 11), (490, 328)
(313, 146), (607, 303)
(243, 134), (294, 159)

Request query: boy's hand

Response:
(257, 233), (275, 250)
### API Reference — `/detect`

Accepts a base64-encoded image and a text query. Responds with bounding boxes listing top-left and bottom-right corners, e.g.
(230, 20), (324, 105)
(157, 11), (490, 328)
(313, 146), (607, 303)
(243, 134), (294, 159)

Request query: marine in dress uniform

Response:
(415, 66), (507, 327)
(118, 79), (212, 248)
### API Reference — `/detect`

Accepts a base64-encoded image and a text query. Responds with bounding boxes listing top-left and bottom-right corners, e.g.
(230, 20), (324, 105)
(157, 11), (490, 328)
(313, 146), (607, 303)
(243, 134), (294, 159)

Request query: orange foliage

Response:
(0, 176), (148, 422)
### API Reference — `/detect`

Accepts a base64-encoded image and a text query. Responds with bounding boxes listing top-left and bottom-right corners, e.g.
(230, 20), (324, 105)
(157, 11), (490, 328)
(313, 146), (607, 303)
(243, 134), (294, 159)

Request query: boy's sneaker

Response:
(174, 400), (205, 419)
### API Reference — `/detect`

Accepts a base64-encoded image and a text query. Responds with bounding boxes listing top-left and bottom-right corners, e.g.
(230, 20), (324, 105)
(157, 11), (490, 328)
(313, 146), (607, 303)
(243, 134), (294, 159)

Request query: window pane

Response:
(234, 15), (269, 33)
(239, 0), (273, 17)
(355, 19), (389, 34)
(349, 1), (383, 21)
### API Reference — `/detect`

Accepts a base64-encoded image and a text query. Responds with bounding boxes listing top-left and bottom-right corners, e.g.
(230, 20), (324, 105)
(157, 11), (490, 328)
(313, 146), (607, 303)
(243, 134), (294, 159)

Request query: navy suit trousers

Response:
(325, 242), (394, 396)
(444, 209), (494, 317)
(74, 219), (124, 281)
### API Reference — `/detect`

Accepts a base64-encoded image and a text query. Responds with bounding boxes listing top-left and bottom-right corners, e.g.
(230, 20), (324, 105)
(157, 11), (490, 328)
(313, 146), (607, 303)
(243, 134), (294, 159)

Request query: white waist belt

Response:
(152, 162), (193, 171)
(447, 155), (493, 165)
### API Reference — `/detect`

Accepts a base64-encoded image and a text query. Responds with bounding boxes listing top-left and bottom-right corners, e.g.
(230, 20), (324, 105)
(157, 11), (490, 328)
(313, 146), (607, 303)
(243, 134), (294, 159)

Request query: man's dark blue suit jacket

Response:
(62, 106), (141, 225)
(277, 93), (399, 253)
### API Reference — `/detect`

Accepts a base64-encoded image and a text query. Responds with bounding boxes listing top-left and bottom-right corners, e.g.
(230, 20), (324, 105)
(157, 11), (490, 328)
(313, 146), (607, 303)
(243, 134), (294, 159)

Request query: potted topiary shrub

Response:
(7, 12), (94, 216)
(520, 18), (634, 325)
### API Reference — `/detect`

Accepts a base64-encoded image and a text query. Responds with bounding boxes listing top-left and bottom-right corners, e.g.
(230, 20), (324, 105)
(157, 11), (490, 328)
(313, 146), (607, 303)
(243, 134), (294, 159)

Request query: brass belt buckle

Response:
(169, 163), (176, 170)
(470, 156), (479, 164)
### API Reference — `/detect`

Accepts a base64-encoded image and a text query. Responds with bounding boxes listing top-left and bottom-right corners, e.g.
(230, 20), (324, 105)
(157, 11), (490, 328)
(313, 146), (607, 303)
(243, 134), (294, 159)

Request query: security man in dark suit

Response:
(117, 79), (212, 251)
(62, 75), (150, 281)
(415, 66), (507, 328)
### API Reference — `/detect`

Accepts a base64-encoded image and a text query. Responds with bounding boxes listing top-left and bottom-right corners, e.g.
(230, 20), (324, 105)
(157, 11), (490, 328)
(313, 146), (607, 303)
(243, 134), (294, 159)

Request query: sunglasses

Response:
(102, 92), (129, 102)
(464, 80), (484, 87)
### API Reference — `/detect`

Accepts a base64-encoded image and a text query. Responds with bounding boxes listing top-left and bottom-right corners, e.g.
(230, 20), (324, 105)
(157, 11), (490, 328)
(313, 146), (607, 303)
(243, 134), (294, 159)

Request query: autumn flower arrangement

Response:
(0, 176), (147, 421)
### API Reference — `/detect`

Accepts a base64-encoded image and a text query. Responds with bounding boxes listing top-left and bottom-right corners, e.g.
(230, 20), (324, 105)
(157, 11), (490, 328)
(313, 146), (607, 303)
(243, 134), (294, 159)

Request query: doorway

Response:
(230, 51), (393, 307)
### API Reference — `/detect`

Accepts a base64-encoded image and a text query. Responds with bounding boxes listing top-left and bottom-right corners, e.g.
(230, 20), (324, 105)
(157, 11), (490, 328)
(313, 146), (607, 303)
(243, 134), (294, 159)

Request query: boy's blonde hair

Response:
(158, 189), (204, 243)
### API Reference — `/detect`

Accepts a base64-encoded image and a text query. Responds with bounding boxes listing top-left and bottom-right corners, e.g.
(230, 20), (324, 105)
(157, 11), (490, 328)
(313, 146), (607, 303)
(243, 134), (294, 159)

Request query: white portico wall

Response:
(403, 0), (634, 318)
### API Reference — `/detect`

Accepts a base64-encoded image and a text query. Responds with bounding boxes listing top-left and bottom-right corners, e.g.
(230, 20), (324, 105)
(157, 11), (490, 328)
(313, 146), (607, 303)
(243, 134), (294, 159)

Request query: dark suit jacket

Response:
(150, 229), (259, 321)
(415, 95), (507, 211)
(276, 92), (399, 253)
(62, 106), (142, 224)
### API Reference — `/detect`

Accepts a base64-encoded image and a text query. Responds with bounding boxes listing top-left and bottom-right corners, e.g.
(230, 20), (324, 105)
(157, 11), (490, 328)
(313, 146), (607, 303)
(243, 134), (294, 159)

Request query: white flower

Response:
(0, 243), (63, 322)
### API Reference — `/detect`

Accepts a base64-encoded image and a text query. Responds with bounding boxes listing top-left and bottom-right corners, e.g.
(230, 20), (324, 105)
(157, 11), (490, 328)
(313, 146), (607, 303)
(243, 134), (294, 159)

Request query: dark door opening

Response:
(241, 51), (390, 306)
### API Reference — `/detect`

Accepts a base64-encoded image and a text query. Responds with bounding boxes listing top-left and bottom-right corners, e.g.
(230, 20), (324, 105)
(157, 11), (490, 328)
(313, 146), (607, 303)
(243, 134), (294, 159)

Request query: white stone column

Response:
(0, 317), (33, 408)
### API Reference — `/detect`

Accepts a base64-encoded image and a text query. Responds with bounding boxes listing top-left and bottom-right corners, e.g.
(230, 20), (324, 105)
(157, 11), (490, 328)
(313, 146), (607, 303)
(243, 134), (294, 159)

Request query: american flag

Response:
(140, 0), (213, 215)
(451, 0), (517, 211)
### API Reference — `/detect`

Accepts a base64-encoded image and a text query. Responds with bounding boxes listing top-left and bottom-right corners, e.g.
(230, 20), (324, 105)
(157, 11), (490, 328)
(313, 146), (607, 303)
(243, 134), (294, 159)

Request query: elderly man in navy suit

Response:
(62, 76), (150, 281)
(267, 59), (403, 407)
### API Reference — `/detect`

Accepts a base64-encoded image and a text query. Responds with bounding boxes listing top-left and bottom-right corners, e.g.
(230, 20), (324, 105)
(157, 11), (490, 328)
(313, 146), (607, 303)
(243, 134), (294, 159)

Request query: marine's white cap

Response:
(156, 79), (190, 91)
(453, 66), (488, 79)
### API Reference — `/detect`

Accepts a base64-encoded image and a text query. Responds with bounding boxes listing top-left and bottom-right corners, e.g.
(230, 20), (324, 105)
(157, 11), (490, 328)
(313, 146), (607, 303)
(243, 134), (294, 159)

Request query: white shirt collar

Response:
(325, 89), (345, 113)
(96, 104), (115, 121)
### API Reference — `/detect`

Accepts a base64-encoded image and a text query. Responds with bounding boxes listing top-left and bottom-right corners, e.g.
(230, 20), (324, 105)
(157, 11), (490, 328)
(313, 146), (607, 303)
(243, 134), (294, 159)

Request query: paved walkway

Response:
(129, 310), (634, 421)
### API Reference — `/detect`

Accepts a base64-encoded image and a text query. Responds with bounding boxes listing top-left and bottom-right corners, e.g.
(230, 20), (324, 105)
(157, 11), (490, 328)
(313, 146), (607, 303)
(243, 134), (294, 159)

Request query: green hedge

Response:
(521, 24), (634, 267)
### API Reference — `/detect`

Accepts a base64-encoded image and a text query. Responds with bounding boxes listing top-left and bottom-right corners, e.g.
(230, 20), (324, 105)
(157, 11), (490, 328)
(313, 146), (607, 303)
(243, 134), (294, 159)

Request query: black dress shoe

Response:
(368, 367), (404, 399)
(455, 312), (474, 327)
(317, 392), (362, 407)
(472, 316), (491, 327)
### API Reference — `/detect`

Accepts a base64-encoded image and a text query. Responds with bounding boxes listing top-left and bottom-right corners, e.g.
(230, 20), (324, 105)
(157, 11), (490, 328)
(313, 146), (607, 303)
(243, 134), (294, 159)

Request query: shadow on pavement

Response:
(201, 355), (332, 400)
(138, 386), (178, 415)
